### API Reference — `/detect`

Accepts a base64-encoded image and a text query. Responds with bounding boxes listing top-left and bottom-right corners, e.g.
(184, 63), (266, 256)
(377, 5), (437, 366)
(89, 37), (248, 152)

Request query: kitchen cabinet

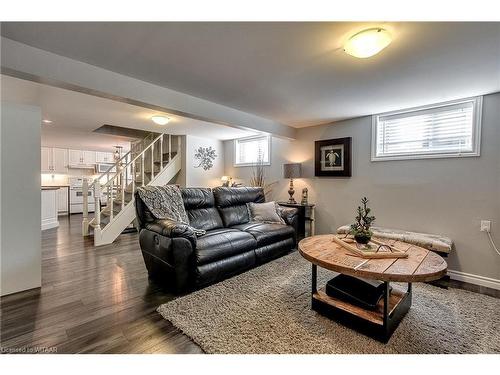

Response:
(84, 150), (96, 165)
(41, 147), (68, 173)
(41, 188), (59, 230)
(69, 149), (96, 168)
(57, 187), (68, 214)
(53, 148), (68, 173)
(96, 151), (114, 163)
(41, 147), (51, 173)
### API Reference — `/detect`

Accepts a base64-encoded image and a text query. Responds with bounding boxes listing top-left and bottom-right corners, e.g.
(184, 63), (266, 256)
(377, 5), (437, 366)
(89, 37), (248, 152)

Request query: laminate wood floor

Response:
(0, 215), (203, 354)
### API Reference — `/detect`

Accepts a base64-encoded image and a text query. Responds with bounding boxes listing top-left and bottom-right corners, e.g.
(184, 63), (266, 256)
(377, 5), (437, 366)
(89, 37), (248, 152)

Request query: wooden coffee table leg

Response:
(311, 264), (317, 294)
(381, 281), (413, 342)
(383, 281), (390, 328)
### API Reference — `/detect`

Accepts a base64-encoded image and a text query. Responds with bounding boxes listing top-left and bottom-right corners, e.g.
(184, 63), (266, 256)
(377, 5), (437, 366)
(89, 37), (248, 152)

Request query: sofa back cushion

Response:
(181, 188), (224, 231)
(213, 187), (265, 227)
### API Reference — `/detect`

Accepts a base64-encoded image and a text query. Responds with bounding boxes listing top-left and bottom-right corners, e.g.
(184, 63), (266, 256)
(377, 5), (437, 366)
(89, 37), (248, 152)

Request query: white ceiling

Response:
(2, 22), (499, 127)
(1, 75), (258, 152)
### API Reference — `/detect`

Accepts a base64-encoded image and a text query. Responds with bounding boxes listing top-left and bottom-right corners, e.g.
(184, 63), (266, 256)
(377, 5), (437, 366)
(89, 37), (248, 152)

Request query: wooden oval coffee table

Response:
(298, 234), (447, 342)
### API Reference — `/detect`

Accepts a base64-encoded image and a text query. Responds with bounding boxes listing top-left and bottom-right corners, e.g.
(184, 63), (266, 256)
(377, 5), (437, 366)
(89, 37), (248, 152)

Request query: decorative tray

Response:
(332, 235), (408, 259)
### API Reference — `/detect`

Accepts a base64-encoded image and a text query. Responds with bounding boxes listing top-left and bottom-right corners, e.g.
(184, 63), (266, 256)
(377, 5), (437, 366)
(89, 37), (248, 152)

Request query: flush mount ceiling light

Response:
(344, 28), (392, 58)
(151, 115), (170, 125)
(42, 119), (53, 124)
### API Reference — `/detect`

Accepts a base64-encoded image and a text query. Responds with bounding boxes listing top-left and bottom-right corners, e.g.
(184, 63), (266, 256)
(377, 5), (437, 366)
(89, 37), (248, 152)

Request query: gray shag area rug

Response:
(157, 251), (500, 354)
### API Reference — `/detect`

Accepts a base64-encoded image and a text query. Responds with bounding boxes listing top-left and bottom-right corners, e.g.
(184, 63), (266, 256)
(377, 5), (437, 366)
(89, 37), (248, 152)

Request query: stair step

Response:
(101, 205), (123, 217)
(125, 184), (144, 194)
(114, 197), (133, 206)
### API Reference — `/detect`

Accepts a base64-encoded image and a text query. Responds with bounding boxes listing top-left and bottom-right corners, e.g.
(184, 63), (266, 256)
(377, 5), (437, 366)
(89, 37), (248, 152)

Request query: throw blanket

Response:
(337, 225), (453, 254)
(137, 185), (206, 236)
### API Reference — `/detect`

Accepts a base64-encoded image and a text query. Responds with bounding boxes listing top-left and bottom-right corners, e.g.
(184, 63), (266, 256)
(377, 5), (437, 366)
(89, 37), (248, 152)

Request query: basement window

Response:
(371, 96), (482, 161)
(234, 135), (271, 166)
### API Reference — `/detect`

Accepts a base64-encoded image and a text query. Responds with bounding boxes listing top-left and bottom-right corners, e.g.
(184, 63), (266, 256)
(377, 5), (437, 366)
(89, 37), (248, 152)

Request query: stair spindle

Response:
(121, 170), (125, 211)
(168, 134), (172, 162)
(131, 161), (135, 196)
(110, 178), (114, 221)
(95, 183), (101, 227)
(151, 142), (155, 179)
(160, 135), (163, 169)
(82, 178), (89, 235)
(141, 153), (145, 186)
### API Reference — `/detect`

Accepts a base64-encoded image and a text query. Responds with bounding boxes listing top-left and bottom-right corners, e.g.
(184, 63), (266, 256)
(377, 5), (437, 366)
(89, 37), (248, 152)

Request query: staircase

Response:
(82, 133), (182, 246)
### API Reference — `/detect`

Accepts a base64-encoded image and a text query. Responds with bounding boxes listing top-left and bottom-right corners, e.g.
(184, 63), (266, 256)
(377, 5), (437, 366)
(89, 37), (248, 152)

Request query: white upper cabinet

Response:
(43, 148), (116, 171)
(83, 150), (96, 165)
(69, 149), (96, 168)
(41, 147), (51, 173)
(96, 152), (114, 163)
(52, 148), (68, 173)
(69, 149), (83, 166)
(41, 147), (68, 173)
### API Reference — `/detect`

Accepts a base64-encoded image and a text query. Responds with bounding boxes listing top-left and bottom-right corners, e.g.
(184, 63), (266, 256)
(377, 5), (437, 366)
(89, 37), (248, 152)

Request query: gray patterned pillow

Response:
(247, 201), (285, 224)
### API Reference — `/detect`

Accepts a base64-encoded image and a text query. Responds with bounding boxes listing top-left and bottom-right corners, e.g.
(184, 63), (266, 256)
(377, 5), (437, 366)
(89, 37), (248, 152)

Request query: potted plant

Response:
(350, 197), (376, 245)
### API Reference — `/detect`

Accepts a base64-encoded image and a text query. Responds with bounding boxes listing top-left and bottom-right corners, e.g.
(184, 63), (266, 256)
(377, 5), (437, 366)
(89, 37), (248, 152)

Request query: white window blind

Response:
(234, 135), (270, 166)
(372, 97), (482, 161)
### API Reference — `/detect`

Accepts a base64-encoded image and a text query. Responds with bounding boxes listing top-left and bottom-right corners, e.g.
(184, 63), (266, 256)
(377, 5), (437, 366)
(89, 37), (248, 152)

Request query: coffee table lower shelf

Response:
(311, 268), (412, 342)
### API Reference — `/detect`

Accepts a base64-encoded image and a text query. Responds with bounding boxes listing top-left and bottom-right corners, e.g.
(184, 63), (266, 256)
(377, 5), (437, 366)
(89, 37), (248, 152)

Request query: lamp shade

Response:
(283, 163), (302, 179)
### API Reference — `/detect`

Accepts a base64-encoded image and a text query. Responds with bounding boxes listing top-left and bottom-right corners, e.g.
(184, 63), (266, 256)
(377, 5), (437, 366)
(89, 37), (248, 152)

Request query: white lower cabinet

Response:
(57, 187), (68, 214)
(41, 189), (59, 230)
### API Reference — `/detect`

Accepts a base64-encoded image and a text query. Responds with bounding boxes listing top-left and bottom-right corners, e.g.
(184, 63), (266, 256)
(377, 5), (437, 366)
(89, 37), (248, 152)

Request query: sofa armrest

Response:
(139, 229), (194, 292)
(145, 219), (197, 248)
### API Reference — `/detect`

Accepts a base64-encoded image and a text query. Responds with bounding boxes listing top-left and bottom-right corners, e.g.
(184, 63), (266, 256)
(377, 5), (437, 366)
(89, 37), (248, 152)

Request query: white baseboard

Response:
(41, 218), (59, 231)
(448, 269), (500, 291)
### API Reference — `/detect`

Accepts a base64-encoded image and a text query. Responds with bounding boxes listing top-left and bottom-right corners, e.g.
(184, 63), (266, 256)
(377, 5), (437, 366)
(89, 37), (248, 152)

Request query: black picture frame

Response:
(315, 137), (352, 177)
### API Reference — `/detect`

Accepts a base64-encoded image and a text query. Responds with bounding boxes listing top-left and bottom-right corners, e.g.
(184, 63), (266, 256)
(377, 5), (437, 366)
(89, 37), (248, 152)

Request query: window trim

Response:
(371, 96), (483, 162)
(233, 135), (272, 167)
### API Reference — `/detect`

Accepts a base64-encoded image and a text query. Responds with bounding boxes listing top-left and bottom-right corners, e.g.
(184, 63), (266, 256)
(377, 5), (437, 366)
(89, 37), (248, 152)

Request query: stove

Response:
(69, 177), (95, 214)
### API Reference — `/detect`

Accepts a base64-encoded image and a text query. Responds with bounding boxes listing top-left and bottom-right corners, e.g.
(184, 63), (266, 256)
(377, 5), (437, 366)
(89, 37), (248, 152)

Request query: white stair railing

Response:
(82, 133), (180, 242)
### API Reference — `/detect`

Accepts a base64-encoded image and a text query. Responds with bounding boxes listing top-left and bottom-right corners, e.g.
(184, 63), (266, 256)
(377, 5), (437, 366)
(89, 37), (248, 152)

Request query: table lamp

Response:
(283, 163), (302, 204)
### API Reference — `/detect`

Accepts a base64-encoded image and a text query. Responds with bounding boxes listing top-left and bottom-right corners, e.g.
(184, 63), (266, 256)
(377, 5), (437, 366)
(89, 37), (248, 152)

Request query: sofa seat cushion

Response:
(231, 222), (295, 247)
(195, 228), (257, 265)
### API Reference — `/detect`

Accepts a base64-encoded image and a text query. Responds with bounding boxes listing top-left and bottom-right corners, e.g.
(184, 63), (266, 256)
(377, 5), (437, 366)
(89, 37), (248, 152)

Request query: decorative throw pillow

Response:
(247, 201), (285, 224)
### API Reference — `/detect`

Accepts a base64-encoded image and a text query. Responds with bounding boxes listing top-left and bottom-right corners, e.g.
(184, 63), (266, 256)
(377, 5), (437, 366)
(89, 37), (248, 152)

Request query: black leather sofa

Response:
(135, 186), (299, 292)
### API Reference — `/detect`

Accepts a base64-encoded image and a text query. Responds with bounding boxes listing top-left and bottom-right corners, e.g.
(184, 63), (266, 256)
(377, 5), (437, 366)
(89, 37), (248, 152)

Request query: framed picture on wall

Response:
(315, 137), (352, 177)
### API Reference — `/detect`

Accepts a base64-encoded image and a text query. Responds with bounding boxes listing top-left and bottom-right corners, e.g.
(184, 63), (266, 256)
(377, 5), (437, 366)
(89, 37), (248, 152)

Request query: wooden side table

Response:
(278, 202), (315, 241)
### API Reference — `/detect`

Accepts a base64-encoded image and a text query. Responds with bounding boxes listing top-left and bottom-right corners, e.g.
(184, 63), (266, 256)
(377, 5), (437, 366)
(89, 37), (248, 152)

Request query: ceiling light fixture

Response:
(42, 119), (53, 124)
(151, 115), (170, 125)
(344, 28), (392, 59)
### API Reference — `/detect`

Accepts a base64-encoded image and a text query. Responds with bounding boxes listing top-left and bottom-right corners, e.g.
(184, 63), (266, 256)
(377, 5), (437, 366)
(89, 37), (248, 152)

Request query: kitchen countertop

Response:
(41, 186), (61, 191)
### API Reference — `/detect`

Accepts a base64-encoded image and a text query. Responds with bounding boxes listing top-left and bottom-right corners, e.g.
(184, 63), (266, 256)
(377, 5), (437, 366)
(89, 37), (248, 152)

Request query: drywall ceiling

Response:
(1, 75), (258, 152)
(2, 22), (499, 127)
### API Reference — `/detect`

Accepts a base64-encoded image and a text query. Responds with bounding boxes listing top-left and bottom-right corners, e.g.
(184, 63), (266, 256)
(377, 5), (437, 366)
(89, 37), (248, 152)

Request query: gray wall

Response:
(1, 102), (42, 296)
(185, 135), (225, 188)
(225, 92), (500, 280)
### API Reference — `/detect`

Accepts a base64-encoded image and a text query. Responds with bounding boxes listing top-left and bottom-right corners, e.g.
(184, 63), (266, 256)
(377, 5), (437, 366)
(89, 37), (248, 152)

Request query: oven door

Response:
(70, 188), (94, 204)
